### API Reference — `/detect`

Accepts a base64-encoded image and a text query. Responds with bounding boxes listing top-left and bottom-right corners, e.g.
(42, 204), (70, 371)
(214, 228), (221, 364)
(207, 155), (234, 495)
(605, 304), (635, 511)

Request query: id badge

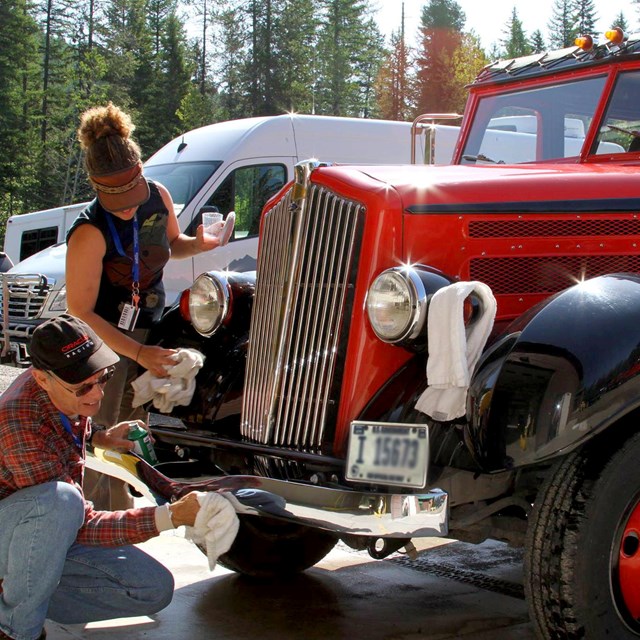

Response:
(118, 303), (140, 331)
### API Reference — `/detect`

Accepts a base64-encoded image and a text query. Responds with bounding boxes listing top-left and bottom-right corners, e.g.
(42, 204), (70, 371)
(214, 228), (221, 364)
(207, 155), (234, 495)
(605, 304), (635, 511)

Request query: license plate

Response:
(346, 421), (428, 488)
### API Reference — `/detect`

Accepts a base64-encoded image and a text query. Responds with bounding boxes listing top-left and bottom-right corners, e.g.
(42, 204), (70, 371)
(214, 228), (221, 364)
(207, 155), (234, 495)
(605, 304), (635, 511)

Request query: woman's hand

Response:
(136, 344), (178, 377)
(194, 223), (221, 252)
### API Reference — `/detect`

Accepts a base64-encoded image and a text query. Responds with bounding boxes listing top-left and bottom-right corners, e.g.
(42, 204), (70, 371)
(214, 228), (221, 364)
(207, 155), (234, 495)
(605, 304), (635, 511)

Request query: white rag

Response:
(185, 491), (240, 570)
(415, 281), (497, 421)
(131, 348), (205, 413)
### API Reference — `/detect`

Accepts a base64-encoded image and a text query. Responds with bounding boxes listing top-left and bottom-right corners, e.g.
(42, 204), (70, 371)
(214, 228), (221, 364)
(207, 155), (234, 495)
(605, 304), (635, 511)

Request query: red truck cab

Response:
(130, 31), (640, 639)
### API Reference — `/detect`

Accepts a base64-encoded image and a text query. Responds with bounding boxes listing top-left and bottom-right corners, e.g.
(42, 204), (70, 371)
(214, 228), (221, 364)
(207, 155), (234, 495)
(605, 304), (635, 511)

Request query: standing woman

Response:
(66, 103), (219, 505)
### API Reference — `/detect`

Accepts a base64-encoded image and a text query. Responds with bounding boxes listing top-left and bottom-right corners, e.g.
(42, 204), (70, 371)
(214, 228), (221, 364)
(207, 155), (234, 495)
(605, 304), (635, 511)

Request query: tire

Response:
(524, 430), (640, 639)
(216, 515), (337, 577)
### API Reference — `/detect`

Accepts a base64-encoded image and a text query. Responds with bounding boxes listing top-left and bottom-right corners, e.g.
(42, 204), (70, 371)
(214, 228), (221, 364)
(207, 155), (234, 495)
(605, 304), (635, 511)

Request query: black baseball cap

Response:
(30, 314), (119, 384)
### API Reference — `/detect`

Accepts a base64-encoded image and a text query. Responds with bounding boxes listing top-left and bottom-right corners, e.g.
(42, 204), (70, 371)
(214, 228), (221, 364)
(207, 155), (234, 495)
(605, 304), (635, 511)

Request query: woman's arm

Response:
(66, 225), (137, 357)
(157, 182), (221, 258)
(66, 224), (176, 376)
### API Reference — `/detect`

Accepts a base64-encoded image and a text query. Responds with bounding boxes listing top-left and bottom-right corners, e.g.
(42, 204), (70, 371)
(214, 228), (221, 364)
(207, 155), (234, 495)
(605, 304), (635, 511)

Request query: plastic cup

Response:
(202, 211), (223, 237)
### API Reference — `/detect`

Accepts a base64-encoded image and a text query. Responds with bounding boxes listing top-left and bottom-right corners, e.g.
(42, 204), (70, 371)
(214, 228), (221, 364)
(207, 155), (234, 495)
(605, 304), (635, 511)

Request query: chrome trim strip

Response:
(252, 476), (448, 539)
(87, 451), (448, 539)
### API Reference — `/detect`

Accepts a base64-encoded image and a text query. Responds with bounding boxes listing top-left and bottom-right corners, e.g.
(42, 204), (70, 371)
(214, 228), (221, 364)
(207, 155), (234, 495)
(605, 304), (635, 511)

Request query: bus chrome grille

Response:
(241, 184), (364, 451)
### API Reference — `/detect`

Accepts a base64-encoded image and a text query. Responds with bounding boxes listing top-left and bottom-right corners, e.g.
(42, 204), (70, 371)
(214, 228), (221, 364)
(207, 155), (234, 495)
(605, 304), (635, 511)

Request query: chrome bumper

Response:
(87, 450), (448, 539)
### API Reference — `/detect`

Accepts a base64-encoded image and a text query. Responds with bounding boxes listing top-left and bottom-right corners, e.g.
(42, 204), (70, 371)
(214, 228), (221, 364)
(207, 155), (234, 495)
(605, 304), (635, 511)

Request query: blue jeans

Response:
(0, 482), (174, 640)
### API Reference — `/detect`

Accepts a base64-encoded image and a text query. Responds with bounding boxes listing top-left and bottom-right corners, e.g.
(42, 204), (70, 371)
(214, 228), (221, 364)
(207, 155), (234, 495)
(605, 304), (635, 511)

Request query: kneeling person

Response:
(0, 314), (200, 640)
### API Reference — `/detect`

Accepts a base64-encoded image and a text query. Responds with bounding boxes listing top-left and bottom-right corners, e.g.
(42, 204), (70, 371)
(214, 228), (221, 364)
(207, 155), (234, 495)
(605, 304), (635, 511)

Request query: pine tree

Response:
(151, 12), (193, 147)
(0, 0), (40, 227)
(530, 29), (546, 53)
(70, 0), (109, 106)
(612, 12), (629, 33)
(314, 0), (384, 117)
(376, 20), (415, 121)
(450, 32), (487, 114)
(415, 0), (466, 114)
(351, 16), (386, 118)
(181, 0), (214, 96)
(548, 0), (578, 48)
(270, 0), (318, 114)
(31, 0), (85, 211)
(213, 2), (249, 120)
(502, 8), (531, 58)
(240, 0), (277, 115)
(100, 0), (152, 113)
(573, 0), (597, 37)
(60, 0), (110, 206)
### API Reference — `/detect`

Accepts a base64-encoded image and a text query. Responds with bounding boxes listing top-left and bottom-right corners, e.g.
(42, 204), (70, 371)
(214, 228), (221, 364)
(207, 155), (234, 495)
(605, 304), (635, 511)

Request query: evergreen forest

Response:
(0, 0), (635, 240)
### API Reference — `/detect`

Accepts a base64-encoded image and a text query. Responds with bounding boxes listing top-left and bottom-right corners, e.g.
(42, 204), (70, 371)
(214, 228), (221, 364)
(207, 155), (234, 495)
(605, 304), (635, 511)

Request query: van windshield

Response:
(144, 161), (221, 213)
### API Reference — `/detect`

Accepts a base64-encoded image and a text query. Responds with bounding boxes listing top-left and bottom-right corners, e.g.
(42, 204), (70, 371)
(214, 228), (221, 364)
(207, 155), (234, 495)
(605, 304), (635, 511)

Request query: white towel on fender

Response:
(185, 491), (240, 570)
(415, 281), (496, 421)
(131, 348), (205, 413)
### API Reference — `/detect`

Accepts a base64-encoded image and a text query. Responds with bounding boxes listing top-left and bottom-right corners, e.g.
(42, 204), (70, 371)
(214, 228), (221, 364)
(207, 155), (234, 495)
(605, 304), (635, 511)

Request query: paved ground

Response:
(0, 365), (537, 639)
(46, 535), (537, 640)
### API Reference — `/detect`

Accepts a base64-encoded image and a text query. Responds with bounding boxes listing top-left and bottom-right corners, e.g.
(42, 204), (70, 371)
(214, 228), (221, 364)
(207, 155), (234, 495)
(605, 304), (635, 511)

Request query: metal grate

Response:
(0, 274), (50, 320)
(470, 255), (640, 295)
(242, 185), (364, 451)
(469, 218), (640, 238)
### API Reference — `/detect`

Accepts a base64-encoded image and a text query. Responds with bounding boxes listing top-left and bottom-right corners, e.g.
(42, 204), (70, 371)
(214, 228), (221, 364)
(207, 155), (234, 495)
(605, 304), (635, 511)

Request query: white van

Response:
(0, 114), (457, 365)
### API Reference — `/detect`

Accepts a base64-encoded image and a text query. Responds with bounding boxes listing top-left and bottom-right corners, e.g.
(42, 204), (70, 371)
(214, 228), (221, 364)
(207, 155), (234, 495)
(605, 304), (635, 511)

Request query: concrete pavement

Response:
(45, 528), (536, 639)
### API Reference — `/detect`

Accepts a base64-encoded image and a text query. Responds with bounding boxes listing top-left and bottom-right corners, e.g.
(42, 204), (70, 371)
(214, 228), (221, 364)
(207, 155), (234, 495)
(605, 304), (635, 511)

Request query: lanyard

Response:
(106, 212), (140, 307)
(58, 413), (83, 449)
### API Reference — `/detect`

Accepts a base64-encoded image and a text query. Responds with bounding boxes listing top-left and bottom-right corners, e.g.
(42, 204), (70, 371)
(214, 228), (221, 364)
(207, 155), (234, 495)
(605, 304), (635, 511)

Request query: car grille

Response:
(0, 274), (51, 347)
(242, 184), (365, 452)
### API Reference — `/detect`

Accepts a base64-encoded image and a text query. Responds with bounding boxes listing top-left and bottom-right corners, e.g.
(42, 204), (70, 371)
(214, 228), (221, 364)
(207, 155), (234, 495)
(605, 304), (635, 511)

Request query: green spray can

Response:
(127, 423), (159, 465)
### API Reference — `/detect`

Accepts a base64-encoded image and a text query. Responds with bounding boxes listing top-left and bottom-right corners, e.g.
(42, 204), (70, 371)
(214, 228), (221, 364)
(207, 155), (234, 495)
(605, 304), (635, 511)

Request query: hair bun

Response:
(77, 102), (135, 150)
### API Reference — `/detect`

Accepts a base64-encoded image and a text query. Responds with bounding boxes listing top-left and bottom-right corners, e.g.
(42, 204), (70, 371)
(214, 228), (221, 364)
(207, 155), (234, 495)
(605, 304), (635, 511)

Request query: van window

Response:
(145, 161), (221, 212)
(20, 227), (58, 261)
(202, 164), (286, 239)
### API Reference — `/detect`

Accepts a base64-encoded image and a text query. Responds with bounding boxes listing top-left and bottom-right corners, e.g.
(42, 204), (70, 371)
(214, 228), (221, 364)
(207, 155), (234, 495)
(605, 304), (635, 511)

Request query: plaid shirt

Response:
(0, 369), (158, 546)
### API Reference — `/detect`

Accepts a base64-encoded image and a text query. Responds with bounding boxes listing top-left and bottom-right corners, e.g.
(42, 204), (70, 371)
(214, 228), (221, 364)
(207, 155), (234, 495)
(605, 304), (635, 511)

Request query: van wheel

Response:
(217, 515), (337, 577)
(525, 431), (640, 638)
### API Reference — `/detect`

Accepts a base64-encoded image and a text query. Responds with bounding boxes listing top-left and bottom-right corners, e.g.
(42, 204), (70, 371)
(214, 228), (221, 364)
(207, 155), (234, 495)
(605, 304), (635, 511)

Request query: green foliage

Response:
(530, 29), (546, 54)
(612, 12), (629, 33)
(501, 8), (531, 59)
(0, 0), (41, 237)
(450, 32), (488, 113)
(313, 0), (385, 117)
(415, 0), (467, 114)
(376, 26), (416, 121)
(548, 0), (578, 48)
(4, 0), (612, 243)
(573, 0), (597, 37)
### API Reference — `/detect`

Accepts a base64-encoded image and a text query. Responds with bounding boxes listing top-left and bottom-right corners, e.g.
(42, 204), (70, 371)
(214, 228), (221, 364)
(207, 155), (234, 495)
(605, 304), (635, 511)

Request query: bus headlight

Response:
(366, 268), (427, 343)
(189, 272), (230, 336)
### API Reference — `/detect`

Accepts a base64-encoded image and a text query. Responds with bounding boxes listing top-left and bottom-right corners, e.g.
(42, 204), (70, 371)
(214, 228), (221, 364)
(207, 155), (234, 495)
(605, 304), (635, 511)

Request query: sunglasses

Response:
(48, 366), (116, 398)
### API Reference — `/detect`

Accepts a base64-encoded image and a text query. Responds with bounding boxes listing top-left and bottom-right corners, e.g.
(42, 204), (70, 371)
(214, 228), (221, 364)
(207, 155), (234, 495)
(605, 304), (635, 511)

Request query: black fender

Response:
(145, 271), (254, 435)
(357, 356), (481, 479)
(467, 273), (640, 471)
